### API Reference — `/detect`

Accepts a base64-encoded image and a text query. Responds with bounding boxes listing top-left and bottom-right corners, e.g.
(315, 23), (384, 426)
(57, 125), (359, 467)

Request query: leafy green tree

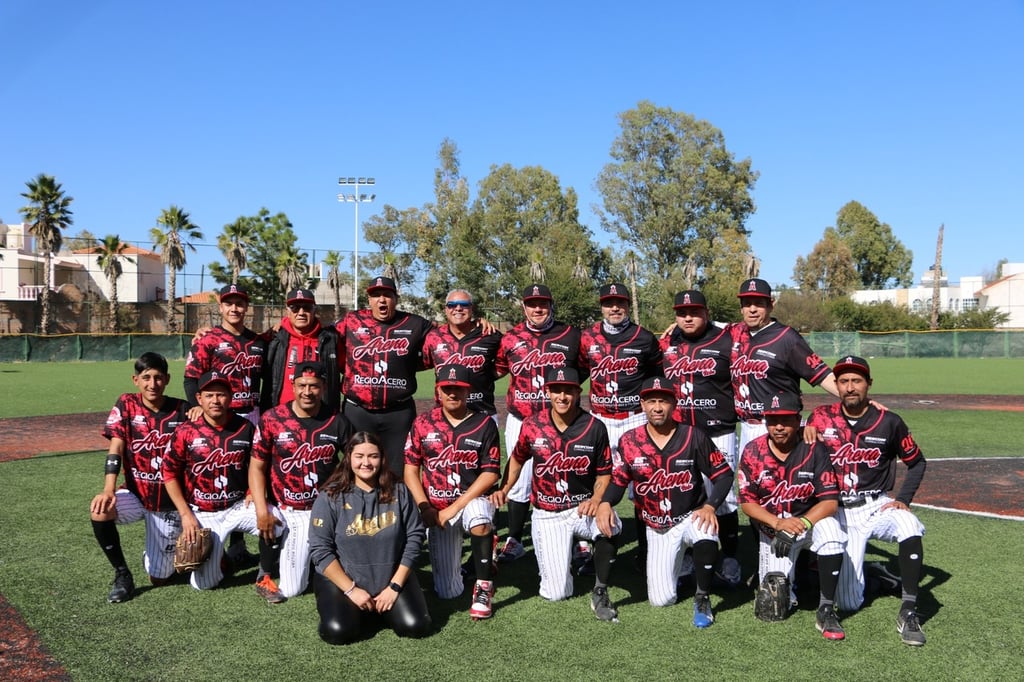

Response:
(362, 205), (428, 293)
(833, 201), (913, 288)
(595, 101), (759, 322)
(209, 208), (300, 304)
(937, 307), (1010, 329)
(771, 290), (832, 333)
(96, 235), (133, 333)
(424, 138), (472, 304)
(65, 229), (98, 251)
(323, 250), (348, 321)
(151, 205), (203, 334)
(19, 173), (74, 334)
(218, 217), (255, 284)
(826, 298), (928, 332)
(793, 227), (859, 298)
(275, 246), (309, 297)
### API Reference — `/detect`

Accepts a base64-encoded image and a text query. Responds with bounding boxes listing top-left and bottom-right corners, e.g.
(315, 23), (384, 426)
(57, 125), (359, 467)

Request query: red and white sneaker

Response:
(470, 579), (494, 620)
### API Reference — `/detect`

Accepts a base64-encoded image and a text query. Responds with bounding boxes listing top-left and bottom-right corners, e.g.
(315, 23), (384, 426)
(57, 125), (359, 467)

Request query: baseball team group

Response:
(89, 274), (929, 646)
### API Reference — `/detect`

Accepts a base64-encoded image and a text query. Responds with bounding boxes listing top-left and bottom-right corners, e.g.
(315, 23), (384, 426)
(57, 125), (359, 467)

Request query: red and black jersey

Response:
(423, 324), (502, 415)
(103, 393), (189, 512)
(404, 407), (501, 509)
(661, 323), (736, 435)
(511, 409), (611, 512)
(580, 322), (662, 417)
(806, 403), (924, 498)
(163, 415), (257, 512)
(615, 423), (733, 530)
(252, 404), (353, 510)
(184, 326), (267, 412)
(729, 321), (831, 420)
(738, 436), (838, 533)
(337, 309), (433, 410)
(496, 322), (585, 421)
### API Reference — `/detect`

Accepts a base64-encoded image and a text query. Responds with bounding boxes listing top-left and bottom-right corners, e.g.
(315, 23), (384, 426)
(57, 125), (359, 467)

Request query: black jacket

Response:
(260, 323), (342, 411)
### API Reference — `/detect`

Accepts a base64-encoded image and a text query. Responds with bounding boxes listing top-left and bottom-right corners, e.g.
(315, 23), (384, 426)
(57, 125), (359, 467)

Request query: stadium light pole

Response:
(337, 177), (376, 310)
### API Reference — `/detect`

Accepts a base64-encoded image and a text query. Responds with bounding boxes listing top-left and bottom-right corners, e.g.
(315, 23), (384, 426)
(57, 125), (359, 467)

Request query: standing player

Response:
(738, 391), (846, 640)
(598, 376), (734, 627)
(806, 356), (928, 646)
(404, 365), (502, 620)
(491, 368), (622, 622)
(422, 289), (503, 421)
(90, 352), (189, 602)
(660, 290), (742, 587)
(250, 361), (353, 601)
(494, 284), (586, 562)
(162, 371), (283, 590)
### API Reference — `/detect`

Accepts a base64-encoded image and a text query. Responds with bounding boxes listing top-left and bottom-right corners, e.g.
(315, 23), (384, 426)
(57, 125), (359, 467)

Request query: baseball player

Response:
(660, 290), (742, 587)
(598, 376), (733, 627)
(491, 367), (622, 622)
(249, 361), (353, 602)
(403, 364), (502, 620)
(261, 288), (342, 411)
(806, 356), (928, 646)
(90, 352), (189, 602)
(422, 289), (503, 419)
(738, 391), (846, 640)
(161, 371), (283, 591)
(494, 284), (586, 563)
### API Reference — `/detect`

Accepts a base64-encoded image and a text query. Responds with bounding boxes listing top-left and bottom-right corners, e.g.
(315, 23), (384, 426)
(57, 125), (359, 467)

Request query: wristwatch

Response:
(389, 581), (403, 593)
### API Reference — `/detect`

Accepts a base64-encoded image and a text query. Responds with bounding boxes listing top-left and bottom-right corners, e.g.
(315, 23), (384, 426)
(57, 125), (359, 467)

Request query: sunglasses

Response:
(445, 300), (472, 309)
(287, 303), (315, 312)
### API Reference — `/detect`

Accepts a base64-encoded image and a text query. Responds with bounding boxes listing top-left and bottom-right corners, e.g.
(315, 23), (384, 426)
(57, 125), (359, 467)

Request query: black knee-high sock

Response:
(258, 536), (281, 578)
(717, 511), (739, 558)
(593, 535), (619, 587)
(692, 540), (718, 595)
(471, 534), (493, 581)
(817, 553), (843, 605)
(92, 519), (128, 571)
(898, 536), (924, 604)
(506, 500), (529, 540)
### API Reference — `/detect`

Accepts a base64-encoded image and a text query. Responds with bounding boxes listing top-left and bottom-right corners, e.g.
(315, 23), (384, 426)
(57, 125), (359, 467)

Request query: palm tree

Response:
(276, 247), (308, 297)
(324, 250), (345, 321)
(218, 217), (253, 284)
(96, 235), (134, 333)
(151, 206), (203, 334)
(19, 173), (74, 334)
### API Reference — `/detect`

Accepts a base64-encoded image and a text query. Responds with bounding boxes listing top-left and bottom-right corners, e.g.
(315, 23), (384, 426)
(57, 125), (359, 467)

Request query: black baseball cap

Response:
(544, 366), (580, 388)
(639, 376), (677, 399)
(833, 355), (872, 380)
(218, 283), (250, 303)
(522, 283), (553, 302)
(197, 370), (231, 392)
(435, 364), (472, 388)
(366, 276), (397, 294)
(738, 278), (773, 299)
(294, 361), (327, 382)
(599, 282), (630, 303)
(762, 391), (802, 416)
(673, 290), (707, 310)
(286, 288), (316, 305)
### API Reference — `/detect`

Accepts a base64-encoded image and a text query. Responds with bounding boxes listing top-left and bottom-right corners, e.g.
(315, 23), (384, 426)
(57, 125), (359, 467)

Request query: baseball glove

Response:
(770, 530), (797, 558)
(174, 528), (213, 573)
(754, 571), (791, 622)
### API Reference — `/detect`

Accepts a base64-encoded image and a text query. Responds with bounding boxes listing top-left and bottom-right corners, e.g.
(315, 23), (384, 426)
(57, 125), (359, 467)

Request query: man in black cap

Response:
(262, 287), (342, 411)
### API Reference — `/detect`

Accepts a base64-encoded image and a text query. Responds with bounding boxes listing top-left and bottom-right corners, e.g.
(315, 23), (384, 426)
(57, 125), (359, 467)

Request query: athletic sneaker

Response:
(714, 557), (741, 588)
(255, 575), (287, 604)
(815, 605), (845, 640)
(572, 541), (595, 576)
(591, 586), (619, 622)
(897, 609), (926, 646)
(496, 537), (525, 563)
(470, 579), (494, 620)
(692, 594), (715, 628)
(107, 568), (135, 603)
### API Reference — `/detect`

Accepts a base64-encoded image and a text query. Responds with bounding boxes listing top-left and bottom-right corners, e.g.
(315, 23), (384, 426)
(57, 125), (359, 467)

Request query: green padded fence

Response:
(0, 334), (192, 362)
(804, 330), (1024, 359)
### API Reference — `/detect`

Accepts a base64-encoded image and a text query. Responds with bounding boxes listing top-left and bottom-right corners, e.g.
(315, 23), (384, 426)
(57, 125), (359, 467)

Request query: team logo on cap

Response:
(682, 294), (693, 305)
(651, 378), (664, 390)
(228, 285), (240, 294)
(842, 356), (854, 364)
(531, 286), (541, 297)
(555, 369), (566, 382)
(770, 395), (781, 410)
(609, 284), (620, 296)
(375, 278), (385, 287)
(295, 291), (307, 300)
(447, 368), (458, 381)
(747, 280), (758, 292)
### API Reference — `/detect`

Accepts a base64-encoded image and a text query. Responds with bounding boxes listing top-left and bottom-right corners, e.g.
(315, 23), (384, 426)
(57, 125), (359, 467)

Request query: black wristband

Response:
(104, 454), (121, 475)
(389, 581), (403, 593)
(418, 501), (431, 513)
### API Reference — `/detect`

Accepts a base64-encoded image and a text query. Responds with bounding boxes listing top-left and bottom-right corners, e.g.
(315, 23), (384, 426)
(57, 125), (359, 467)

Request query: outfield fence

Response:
(1, 329), (1024, 362)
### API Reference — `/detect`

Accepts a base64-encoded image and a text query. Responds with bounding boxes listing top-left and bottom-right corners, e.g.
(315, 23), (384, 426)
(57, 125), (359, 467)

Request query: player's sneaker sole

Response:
(815, 605), (845, 641)
(692, 596), (715, 628)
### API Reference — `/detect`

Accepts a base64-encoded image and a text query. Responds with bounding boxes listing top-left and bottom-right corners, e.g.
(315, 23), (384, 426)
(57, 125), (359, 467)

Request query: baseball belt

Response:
(841, 493), (881, 508)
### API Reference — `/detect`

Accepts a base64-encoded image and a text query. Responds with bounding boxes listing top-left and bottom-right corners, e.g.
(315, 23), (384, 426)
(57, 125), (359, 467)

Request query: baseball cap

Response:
(521, 283), (553, 302)
(435, 364), (472, 388)
(218, 283), (250, 303)
(197, 370), (231, 392)
(599, 282), (630, 303)
(737, 278), (772, 299)
(673, 290), (707, 310)
(544, 366), (580, 388)
(294, 361), (327, 381)
(762, 391), (802, 416)
(639, 376), (677, 399)
(286, 288), (316, 305)
(833, 355), (871, 380)
(366, 276), (397, 294)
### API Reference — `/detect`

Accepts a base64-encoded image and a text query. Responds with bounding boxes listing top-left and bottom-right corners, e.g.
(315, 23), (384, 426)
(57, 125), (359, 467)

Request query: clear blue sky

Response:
(2, 1), (1021, 297)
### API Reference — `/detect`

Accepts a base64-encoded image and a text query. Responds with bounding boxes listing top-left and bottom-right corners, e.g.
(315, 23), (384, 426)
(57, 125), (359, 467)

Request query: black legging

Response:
(314, 572), (432, 645)
(342, 401), (417, 475)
